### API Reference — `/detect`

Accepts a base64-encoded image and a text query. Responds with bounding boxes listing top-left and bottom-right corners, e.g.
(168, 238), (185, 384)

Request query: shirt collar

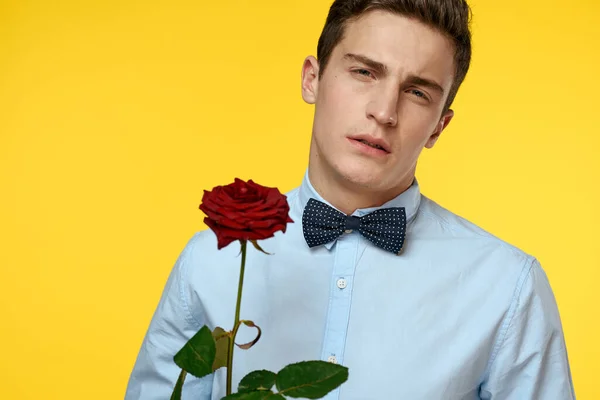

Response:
(295, 169), (422, 250)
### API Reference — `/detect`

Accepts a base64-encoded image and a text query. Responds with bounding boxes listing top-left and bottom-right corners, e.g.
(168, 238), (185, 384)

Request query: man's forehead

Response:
(335, 12), (455, 86)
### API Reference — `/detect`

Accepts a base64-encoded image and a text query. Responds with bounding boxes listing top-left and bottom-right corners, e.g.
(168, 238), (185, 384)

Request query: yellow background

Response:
(0, 0), (597, 398)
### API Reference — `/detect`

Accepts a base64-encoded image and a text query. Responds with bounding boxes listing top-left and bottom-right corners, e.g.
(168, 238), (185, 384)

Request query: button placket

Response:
(319, 232), (359, 400)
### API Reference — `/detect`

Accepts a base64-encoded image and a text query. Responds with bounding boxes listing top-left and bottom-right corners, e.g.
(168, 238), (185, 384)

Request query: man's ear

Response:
(425, 109), (454, 149)
(301, 56), (320, 104)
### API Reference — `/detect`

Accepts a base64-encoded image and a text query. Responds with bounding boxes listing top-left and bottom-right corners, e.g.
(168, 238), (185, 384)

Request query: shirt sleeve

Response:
(125, 233), (214, 400)
(479, 258), (576, 399)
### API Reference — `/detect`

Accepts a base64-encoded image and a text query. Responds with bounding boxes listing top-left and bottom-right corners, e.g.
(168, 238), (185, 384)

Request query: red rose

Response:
(199, 178), (294, 249)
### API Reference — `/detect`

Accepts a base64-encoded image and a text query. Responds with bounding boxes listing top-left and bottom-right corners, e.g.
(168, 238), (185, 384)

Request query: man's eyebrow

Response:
(343, 53), (446, 95)
(343, 53), (388, 75)
(406, 75), (445, 95)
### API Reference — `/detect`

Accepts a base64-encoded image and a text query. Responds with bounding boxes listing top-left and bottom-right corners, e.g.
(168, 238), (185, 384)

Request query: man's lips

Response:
(348, 135), (391, 153)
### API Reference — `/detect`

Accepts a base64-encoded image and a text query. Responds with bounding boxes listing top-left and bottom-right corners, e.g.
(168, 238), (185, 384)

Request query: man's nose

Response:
(366, 87), (399, 127)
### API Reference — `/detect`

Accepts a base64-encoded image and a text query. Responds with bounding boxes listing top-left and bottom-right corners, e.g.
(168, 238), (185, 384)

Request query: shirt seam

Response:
(418, 208), (493, 239)
(418, 208), (527, 258)
(480, 256), (536, 383)
(179, 232), (203, 330)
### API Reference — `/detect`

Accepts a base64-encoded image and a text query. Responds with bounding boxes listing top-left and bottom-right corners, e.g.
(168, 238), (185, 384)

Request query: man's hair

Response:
(316, 0), (472, 112)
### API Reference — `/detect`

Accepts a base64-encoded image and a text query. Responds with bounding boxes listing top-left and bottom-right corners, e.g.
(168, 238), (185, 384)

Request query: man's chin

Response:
(336, 167), (387, 190)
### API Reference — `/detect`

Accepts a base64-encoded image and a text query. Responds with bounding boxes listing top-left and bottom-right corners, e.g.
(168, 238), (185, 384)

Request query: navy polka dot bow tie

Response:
(302, 198), (407, 255)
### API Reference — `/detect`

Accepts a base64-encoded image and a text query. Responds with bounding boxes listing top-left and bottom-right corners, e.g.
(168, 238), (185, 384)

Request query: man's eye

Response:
(410, 89), (426, 98)
(354, 69), (373, 78)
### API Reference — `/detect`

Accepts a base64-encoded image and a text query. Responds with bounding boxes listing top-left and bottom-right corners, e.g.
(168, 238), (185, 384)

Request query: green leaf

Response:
(276, 360), (349, 399)
(212, 326), (231, 371)
(235, 320), (262, 350)
(221, 391), (285, 400)
(169, 370), (187, 400)
(238, 370), (277, 393)
(173, 325), (216, 379)
(250, 240), (272, 255)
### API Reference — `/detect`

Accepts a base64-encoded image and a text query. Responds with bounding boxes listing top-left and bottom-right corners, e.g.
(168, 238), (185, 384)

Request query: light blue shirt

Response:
(126, 171), (575, 399)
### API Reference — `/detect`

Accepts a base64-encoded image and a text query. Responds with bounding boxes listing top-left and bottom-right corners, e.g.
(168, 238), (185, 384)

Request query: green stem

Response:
(226, 239), (247, 395)
(170, 369), (187, 400)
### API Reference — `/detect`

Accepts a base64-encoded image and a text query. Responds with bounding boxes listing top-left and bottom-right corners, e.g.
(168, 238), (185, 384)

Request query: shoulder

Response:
(172, 229), (243, 293)
(416, 194), (535, 272)
(179, 229), (242, 265)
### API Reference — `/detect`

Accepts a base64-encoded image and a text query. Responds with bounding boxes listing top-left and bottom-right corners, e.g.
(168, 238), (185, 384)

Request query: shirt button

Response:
(344, 229), (353, 234)
(336, 278), (347, 289)
(327, 355), (337, 364)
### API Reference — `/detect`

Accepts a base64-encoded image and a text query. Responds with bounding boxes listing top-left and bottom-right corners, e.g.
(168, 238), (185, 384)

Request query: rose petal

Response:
(204, 218), (238, 249)
(199, 179), (293, 246)
(202, 210), (250, 230)
(247, 219), (282, 229)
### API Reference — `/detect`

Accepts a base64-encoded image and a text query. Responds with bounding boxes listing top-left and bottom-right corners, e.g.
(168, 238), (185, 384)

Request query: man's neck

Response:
(307, 167), (414, 215)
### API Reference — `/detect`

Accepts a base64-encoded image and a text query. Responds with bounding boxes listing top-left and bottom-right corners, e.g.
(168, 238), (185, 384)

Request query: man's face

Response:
(302, 11), (456, 195)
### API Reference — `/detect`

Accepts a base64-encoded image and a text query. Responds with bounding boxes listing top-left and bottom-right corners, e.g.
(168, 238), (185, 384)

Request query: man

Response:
(126, 0), (576, 399)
